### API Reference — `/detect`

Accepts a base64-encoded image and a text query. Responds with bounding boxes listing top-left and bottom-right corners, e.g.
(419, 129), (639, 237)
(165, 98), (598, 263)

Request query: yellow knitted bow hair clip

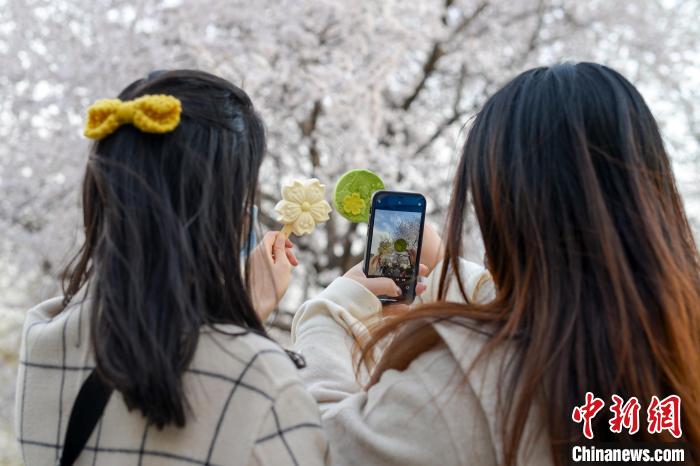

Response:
(84, 94), (182, 140)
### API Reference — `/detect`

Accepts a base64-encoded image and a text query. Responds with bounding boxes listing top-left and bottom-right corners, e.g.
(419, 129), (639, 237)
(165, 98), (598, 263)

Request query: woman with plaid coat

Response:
(15, 70), (328, 466)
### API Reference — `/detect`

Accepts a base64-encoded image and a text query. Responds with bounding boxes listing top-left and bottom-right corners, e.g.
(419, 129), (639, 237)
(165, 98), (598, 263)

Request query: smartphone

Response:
(364, 190), (426, 303)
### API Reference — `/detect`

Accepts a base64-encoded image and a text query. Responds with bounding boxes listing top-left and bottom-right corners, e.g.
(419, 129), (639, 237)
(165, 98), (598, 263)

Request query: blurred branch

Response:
(338, 222), (360, 271)
(298, 100), (323, 172)
(523, 0), (545, 57)
(412, 0), (553, 158)
(413, 67), (485, 157)
(396, 1), (489, 111)
(442, 0), (454, 25)
(399, 43), (445, 111)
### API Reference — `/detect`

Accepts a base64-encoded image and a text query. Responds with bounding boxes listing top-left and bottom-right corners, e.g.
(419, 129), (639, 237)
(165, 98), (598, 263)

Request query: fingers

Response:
(272, 232), (290, 265)
(259, 231), (277, 262)
(265, 233), (297, 265)
(262, 231), (277, 247)
(421, 222), (445, 272)
(365, 277), (401, 297)
(280, 237), (299, 266)
(285, 246), (299, 267)
(415, 282), (427, 296)
(418, 263), (429, 277)
(345, 261), (364, 275)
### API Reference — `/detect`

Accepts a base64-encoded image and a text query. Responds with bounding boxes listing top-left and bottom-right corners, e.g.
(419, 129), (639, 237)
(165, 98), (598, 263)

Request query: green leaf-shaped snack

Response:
(333, 169), (385, 223)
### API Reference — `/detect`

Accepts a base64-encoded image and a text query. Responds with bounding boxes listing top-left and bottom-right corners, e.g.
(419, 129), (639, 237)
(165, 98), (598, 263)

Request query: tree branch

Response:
(412, 0), (558, 158)
(298, 100), (323, 171)
(442, 0), (455, 25)
(412, 66), (483, 158)
(397, 1), (489, 111)
(399, 43), (445, 111)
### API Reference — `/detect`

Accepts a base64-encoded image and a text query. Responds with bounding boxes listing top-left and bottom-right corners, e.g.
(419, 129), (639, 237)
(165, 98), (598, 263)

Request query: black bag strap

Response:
(59, 370), (113, 466)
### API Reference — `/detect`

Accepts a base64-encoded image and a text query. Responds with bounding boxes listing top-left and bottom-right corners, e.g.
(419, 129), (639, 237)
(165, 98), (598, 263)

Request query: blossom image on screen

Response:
(367, 209), (422, 296)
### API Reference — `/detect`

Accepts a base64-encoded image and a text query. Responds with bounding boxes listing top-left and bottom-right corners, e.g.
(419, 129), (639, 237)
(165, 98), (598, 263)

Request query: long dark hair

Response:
(364, 63), (700, 464)
(62, 70), (268, 427)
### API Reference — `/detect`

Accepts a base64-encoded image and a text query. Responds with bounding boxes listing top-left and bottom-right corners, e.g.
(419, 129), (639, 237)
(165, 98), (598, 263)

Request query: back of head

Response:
(63, 70), (267, 427)
(368, 63), (700, 464)
(456, 62), (700, 459)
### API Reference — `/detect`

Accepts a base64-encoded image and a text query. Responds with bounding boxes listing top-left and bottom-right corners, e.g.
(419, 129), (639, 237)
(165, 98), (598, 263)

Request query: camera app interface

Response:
(367, 209), (422, 298)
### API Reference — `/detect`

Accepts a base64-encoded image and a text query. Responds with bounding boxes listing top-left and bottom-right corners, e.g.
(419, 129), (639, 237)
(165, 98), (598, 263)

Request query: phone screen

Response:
(364, 191), (426, 303)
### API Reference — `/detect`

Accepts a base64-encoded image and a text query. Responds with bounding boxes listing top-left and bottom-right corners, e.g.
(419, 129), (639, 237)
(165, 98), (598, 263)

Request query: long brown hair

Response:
(363, 63), (700, 464)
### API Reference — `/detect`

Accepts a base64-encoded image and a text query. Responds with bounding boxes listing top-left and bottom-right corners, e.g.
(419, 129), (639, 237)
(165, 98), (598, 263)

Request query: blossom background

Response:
(1, 0), (699, 463)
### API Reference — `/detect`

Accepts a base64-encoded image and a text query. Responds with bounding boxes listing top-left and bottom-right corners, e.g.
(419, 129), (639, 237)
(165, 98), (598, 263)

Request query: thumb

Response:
(365, 277), (401, 297)
(272, 232), (290, 265)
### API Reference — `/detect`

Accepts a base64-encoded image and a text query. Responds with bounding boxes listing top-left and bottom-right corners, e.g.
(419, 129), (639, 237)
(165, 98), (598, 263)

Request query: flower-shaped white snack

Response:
(275, 178), (332, 236)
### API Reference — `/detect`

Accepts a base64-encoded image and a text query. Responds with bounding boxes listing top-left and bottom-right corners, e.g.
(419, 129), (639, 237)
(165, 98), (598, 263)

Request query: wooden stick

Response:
(280, 224), (294, 239)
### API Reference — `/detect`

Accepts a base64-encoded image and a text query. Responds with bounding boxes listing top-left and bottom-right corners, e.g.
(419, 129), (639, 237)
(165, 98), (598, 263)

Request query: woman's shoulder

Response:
(19, 297), (85, 365)
(385, 319), (548, 465)
(195, 325), (303, 392)
(22, 296), (71, 335)
(19, 298), (304, 397)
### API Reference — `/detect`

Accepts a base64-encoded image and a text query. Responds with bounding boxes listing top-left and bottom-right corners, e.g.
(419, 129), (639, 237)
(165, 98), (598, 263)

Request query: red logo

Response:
(609, 395), (641, 435)
(647, 395), (682, 438)
(572, 393), (682, 440)
(572, 392), (605, 439)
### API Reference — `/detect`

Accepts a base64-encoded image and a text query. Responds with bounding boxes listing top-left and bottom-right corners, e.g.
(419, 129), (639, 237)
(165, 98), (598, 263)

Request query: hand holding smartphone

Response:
(363, 191), (426, 303)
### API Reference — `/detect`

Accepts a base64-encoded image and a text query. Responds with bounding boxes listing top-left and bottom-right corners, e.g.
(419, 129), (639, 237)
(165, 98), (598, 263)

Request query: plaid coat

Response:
(15, 297), (328, 466)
